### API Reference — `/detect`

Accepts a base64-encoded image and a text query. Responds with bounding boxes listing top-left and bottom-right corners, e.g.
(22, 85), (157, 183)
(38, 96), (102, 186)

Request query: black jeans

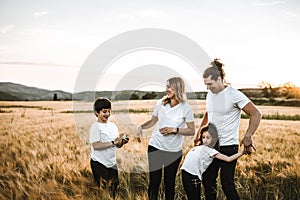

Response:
(90, 159), (119, 197)
(181, 170), (201, 200)
(202, 145), (240, 200)
(148, 145), (182, 200)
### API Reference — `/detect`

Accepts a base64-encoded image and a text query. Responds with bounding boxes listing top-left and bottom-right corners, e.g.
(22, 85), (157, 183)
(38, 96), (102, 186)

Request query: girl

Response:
(181, 123), (244, 200)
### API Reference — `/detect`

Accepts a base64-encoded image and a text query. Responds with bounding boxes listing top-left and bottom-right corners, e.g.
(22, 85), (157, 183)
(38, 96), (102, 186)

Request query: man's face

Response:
(203, 75), (222, 94)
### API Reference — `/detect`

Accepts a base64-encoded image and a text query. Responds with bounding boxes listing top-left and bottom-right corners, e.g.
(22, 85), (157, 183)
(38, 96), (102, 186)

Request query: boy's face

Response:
(96, 108), (111, 123)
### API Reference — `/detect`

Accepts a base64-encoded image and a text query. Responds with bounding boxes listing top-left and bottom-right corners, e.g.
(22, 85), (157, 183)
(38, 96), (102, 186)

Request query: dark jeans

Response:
(148, 145), (182, 200)
(90, 159), (119, 197)
(181, 170), (201, 200)
(202, 145), (240, 200)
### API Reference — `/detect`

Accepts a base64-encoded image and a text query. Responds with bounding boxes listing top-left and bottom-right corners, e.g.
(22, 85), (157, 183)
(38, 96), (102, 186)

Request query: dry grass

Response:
(0, 100), (299, 200)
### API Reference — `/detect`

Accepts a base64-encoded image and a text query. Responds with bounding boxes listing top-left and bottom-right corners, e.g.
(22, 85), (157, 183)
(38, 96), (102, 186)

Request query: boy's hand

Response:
(114, 133), (129, 148)
(120, 133), (129, 144)
(113, 137), (124, 148)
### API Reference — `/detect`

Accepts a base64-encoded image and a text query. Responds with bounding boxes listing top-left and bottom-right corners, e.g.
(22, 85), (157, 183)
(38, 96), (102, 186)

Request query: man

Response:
(194, 59), (262, 200)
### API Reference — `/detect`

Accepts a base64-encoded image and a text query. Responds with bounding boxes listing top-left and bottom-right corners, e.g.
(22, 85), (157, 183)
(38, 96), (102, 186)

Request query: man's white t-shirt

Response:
(206, 86), (250, 146)
(180, 145), (219, 180)
(149, 98), (194, 152)
(89, 122), (119, 168)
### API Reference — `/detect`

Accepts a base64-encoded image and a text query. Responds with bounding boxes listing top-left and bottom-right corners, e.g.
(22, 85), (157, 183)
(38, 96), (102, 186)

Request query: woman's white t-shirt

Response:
(89, 121), (119, 168)
(180, 145), (219, 180)
(149, 98), (194, 152)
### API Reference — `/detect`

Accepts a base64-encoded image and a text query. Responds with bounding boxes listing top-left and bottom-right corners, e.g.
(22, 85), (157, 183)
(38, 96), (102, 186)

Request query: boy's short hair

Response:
(93, 97), (111, 116)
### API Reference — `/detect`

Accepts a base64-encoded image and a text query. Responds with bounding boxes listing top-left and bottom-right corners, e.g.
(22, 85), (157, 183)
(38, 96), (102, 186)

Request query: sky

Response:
(0, 0), (299, 93)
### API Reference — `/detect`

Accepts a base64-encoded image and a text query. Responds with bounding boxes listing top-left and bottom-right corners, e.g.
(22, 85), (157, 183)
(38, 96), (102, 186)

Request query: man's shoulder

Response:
(226, 86), (245, 95)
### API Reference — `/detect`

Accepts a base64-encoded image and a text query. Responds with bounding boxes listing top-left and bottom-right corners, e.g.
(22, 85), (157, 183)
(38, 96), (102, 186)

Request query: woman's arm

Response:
(137, 115), (158, 137)
(193, 112), (208, 146)
(140, 115), (158, 129)
(159, 121), (195, 136)
(214, 151), (244, 162)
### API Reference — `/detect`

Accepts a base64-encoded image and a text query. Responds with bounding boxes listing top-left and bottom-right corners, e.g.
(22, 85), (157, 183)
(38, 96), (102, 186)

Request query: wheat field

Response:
(0, 100), (299, 200)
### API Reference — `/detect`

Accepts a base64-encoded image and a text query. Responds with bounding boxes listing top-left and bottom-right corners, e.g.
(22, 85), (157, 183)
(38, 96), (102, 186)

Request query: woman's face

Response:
(166, 82), (176, 99)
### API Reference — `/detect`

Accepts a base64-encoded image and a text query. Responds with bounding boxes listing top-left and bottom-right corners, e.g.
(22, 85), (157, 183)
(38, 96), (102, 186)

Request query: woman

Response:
(137, 77), (195, 200)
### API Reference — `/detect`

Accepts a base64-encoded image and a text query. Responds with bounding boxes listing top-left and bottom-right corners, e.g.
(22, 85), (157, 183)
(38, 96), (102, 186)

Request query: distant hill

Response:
(0, 82), (72, 101)
(0, 82), (263, 101)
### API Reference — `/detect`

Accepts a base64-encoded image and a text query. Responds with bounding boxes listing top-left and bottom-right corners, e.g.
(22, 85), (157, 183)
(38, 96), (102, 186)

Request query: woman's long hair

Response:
(162, 77), (187, 106)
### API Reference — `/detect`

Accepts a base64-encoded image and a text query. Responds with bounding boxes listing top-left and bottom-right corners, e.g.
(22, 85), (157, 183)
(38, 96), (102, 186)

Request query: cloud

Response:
(0, 25), (14, 34)
(253, 1), (285, 6)
(283, 10), (298, 18)
(115, 9), (168, 21)
(0, 61), (76, 68)
(34, 11), (49, 17)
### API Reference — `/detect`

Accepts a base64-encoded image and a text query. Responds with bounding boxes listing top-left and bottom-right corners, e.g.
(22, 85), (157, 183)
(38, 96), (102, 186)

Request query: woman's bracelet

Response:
(175, 128), (179, 135)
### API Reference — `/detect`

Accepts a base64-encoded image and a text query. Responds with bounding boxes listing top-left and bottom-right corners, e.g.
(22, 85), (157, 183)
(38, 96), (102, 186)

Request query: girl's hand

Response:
(159, 127), (177, 136)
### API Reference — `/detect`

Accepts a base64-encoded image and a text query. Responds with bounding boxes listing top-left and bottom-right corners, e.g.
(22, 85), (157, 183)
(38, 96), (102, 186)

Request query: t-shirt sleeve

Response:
(207, 147), (219, 157)
(152, 99), (163, 117)
(89, 123), (100, 144)
(184, 104), (194, 122)
(233, 90), (251, 109)
(112, 123), (119, 138)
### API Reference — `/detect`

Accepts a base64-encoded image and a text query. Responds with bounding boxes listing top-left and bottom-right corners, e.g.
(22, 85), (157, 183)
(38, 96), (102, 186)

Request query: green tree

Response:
(130, 93), (140, 100)
(142, 92), (157, 100)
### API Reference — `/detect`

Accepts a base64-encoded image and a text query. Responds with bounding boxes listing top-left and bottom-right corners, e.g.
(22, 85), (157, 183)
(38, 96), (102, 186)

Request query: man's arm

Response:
(241, 102), (262, 154)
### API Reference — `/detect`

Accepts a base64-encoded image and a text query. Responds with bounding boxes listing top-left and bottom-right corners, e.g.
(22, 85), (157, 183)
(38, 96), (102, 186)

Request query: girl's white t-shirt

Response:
(206, 86), (250, 146)
(89, 121), (119, 168)
(180, 145), (219, 180)
(149, 98), (194, 152)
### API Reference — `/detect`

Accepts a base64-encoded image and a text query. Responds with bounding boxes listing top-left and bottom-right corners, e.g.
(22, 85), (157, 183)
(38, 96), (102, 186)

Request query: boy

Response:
(89, 97), (129, 197)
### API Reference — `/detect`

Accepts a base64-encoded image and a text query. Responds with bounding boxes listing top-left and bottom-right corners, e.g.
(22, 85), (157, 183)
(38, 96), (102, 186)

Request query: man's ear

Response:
(94, 111), (98, 116)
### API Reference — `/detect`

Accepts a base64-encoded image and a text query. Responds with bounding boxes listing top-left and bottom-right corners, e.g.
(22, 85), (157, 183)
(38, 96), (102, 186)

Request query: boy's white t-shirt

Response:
(149, 98), (194, 152)
(89, 121), (119, 168)
(180, 145), (219, 180)
(206, 86), (250, 146)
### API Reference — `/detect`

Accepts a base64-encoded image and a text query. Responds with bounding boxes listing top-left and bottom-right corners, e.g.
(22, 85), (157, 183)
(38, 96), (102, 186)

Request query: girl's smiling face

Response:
(96, 108), (111, 123)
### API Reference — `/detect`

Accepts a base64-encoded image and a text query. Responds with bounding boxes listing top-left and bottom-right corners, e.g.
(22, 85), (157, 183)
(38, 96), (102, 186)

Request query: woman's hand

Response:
(159, 127), (177, 136)
(136, 125), (142, 142)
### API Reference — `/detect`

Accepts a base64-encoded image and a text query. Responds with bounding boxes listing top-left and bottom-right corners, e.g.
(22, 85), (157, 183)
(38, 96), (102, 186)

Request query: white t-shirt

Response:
(180, 145), (219, 180)
(149, 98), (194, 152)
(206, 86), (250, 146)
(89, 121), (119, 168)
